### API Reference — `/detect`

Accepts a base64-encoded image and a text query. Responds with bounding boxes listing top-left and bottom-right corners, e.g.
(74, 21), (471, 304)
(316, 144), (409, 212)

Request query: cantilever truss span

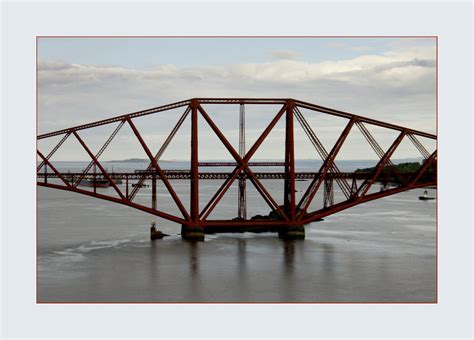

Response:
(37, 98), (437, 231)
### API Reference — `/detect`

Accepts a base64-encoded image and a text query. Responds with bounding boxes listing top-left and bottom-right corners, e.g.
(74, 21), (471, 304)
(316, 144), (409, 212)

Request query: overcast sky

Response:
(38, 37), (436, 161)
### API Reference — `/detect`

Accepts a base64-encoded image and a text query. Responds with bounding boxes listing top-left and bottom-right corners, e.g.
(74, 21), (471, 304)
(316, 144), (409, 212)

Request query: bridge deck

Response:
(37, 171), (403, 181)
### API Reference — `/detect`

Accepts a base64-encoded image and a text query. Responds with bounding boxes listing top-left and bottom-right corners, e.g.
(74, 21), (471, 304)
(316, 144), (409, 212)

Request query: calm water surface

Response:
(38, 161), (436, 302)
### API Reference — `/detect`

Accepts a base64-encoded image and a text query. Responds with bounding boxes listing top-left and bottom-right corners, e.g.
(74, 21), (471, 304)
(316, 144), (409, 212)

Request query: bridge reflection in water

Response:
(144, 234), (400, 302)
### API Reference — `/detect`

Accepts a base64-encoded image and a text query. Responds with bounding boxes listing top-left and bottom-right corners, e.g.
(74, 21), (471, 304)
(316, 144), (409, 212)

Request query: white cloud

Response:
(38, 44), (436, 160)
(39, 46), (434, 87)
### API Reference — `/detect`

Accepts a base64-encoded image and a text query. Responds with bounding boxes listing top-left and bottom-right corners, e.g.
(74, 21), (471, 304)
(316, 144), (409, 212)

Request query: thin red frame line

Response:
(36, 35), (438, 304)
(36, 301), (436, 304)
(37, 35), (438, 38)
(36, 36), (39, 304)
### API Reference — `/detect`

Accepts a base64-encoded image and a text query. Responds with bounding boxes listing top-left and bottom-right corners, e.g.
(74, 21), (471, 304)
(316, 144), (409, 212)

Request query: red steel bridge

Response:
(37, 98), (437, 240)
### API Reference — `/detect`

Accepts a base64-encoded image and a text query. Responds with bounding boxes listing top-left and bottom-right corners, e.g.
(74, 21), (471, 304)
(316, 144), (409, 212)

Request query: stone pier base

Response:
(150, 226), (167, 240)
(278, 225), (305, 240)
(181, 225), (205, 241)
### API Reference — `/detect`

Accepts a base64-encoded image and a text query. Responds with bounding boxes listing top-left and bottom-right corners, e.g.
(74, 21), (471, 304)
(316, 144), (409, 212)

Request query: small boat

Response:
(419, 190), (435, 200)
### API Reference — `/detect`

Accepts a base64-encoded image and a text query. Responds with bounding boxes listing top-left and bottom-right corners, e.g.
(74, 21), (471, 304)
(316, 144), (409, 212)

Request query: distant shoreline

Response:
(105, 158), (174, 163)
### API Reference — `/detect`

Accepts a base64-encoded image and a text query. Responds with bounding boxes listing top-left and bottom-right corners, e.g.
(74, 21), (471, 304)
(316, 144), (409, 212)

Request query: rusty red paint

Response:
(37, 98), (437, 231)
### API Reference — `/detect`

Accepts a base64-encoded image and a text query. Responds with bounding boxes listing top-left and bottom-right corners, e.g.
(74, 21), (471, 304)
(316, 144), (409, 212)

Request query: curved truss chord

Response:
(37, 98), (437, 235)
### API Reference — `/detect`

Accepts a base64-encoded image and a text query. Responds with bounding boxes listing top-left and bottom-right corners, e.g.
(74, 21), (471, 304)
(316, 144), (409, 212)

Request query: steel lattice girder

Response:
(37, 98), (437, 228)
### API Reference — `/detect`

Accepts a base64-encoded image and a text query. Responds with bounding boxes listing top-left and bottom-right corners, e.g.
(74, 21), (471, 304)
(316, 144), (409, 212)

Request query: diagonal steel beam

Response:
(294, 107), (352, 199)
(73, 120), (125, 188)
(356, 130), (407, 197)
(407, 133), (431, 159)
(242, 165), (289, 221)
(199, 166), (244, 220)
(72, 130), (126, 200)
(37, 132), (71, 172)
(197, 104), (281, 219)
(38, 98), (438, 141)
(197, 103), (289, 221)
(409, 150), (437, 185)
(301, 181), (436, 225)
(38, 181), (187, 225)
(128, 106), (190, 201)
(37, 150), (72, 188)
(355, 121), (404, 186)
(38, 99), (191, 139)
(355, 121), (384, 158)
(297, 117), (357, 220)
(294, 99), (437, 139)
(126, 118), (191, 221)
(197, 104), (288, 221)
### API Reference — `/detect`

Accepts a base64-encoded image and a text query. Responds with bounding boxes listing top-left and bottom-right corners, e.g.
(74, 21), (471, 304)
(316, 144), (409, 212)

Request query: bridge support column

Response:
(280, 101), (304, 240)
(278, 225), (305, 240)
(181, 225), (205, 241)
(183, 99), (204, 241)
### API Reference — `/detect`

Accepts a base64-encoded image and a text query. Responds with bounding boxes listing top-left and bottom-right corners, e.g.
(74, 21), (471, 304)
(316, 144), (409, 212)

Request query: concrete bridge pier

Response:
(278, 225), (305, 240)
(181, 225), (205, 241)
